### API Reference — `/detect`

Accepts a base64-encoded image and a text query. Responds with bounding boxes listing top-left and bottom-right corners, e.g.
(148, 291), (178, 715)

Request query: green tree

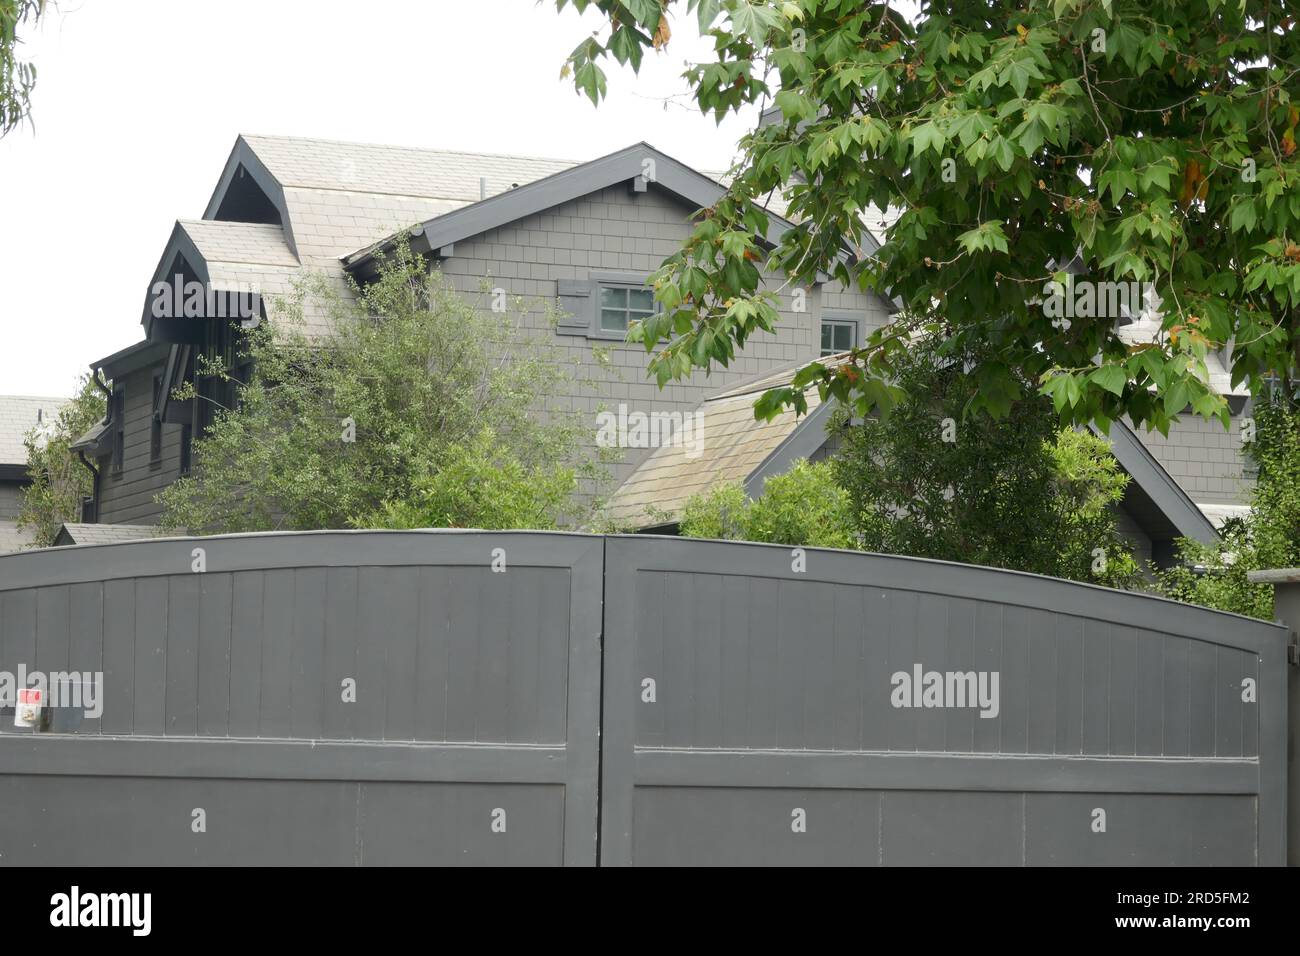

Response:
(679, 457), (855, 547)
(1048, 424), (1143, 586)
(830, 340), (1141, 586)
(1, 0), (45, 136)
(17, 375), (105, 548)
(158, 244), (601, 533)
(555, 1), (1298, 433)
(1158, 397), (1300, 617)
(364, 428), (579, 531)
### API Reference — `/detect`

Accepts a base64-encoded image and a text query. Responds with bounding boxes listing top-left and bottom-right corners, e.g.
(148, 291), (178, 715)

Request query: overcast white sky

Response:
(0, 0), (761, 397)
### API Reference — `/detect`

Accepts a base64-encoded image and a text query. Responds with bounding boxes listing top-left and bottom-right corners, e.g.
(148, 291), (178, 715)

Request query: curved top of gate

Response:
(0, 528), (1285, 652)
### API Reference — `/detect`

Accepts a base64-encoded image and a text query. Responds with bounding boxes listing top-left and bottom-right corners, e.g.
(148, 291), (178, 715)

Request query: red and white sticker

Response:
(15, 687), (43, 728)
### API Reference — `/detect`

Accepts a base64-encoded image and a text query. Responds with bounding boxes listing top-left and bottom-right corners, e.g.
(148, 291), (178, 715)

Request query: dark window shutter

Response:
(556, 278), (593, 335)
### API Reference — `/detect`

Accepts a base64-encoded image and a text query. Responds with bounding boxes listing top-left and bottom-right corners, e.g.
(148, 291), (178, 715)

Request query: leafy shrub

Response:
(18, 376), (105, 548)
(1159, 398), (1300, 618)
(679, 458), (854, 549)
(159, 243), (600, 533)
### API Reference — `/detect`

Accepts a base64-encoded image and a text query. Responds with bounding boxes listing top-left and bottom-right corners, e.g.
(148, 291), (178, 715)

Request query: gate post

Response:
(1248, 568), (1300, 866)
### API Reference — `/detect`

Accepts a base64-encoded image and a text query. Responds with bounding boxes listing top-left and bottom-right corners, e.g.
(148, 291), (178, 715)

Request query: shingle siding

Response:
(0, 482), (24, 522)
(95, 134), (1254, 534)
(436, 183), (893, 496)
(97, 364), (185, 526)
(1131, 415), (1252, 506)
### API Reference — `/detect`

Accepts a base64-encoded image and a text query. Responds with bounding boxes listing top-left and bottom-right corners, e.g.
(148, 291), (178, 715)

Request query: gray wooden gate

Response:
(0, 531), (603, 865)
(0, 531), (1288, 865)
(600, 536), (1288, 866)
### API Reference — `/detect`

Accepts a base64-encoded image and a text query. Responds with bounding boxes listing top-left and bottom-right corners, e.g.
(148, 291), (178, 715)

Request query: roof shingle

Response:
(0, 395), (70, 467)
(240, 134), (580, 202)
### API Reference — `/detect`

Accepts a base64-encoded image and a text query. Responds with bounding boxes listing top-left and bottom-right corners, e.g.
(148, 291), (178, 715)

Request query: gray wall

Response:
(97, 363), (186, 527)
(435, 183), (893, 497)
(96, 174), (1251, 528)
(1131, 414), (1252, 507)
(97, 183), (894, 527)
(0, 530), (1285, 866)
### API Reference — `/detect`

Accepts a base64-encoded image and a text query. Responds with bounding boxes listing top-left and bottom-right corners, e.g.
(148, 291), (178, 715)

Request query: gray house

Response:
(0, 395), (68, 553)
(74, 134), (1248, 565)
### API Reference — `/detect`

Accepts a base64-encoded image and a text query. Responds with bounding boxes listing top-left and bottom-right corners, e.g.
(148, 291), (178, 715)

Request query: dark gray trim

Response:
(89, 339), (169, 380)
(635, 750), (1260, 794)
(202, 136), (296, 257)
(0, 463), (28, 482)
(68, 419), (110, 458)
(1092, 419), (1220, 546)
(108, 382), (125, 478)
(155, 344), (183, 422)
(0, 737), (570, 784)
(743, 399), (837, 499)
(344, 143), (804, 276)
(138, 234), (272, 342)
(139, 222), (212, 338)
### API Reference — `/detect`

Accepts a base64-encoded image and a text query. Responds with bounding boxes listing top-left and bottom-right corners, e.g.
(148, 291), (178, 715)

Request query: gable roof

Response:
(201, 134), (581, 265)
(603, 354), (1221, 551)
(235, 134), (581, 203)
(603, 386), (830, 529)
(343, 141), (850, 276)
(604, 353), (855, 527)
(181, 219), (300, 269)
(134, 135), (594, 340)
(53, 523), (165, 547)
(0, 395), (69, 471)
(139, 218), (309, 337)
(1099, 417), (1221, 545)
(130, 135), (892, 349)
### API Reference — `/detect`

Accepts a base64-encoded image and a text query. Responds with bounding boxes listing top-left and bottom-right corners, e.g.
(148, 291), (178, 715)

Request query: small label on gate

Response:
(15, 687), (43, 728)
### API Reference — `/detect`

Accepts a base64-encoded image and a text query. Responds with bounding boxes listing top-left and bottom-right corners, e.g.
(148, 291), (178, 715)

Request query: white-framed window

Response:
(820, 318), (857, 356)
(598, 283), (656, 333)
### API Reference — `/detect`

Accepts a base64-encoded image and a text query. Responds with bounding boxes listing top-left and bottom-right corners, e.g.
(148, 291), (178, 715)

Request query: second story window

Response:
(110, 384), (126, 476)
(150, 373), (163, 464)
(820, 318), (857, 357)
(599, 284), (656, 333)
